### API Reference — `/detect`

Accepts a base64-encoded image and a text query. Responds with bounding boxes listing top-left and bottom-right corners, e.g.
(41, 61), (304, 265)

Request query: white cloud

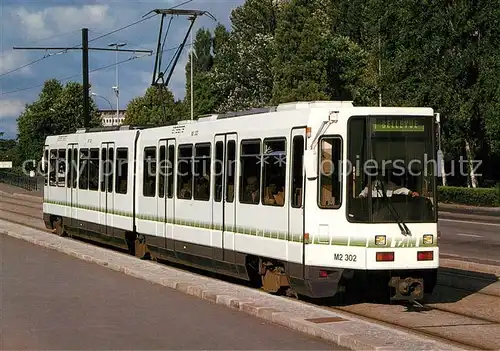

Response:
(0, 51), (32, 76)
(13, 5), (116, 41)
(0, 100), (26, 119)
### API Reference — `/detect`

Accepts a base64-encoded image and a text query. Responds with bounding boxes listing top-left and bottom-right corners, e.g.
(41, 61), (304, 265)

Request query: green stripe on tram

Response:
(44, 200), (436, 248)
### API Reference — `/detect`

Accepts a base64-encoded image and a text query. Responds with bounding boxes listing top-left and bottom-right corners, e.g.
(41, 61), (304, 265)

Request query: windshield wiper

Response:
(375, 182), (411, 236)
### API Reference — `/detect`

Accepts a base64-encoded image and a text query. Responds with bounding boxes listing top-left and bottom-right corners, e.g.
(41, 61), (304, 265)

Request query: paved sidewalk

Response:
(0, 219), (463, 350)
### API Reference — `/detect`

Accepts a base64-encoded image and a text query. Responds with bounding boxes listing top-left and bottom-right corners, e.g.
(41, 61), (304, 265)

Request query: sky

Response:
(0, 0), (245, 139)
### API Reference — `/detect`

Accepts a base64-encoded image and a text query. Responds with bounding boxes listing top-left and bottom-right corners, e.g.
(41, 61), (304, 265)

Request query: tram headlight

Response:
(423, 234), (433, 245)
(375, 235), (386, 246)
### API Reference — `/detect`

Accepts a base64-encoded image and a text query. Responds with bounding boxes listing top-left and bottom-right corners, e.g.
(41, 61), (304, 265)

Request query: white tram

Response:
(42, 101), (439, 301)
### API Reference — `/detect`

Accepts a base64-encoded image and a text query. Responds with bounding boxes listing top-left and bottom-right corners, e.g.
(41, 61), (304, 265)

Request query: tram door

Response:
(66, 144), (79, 227)
(212, 133), (238, 263)
(288, 128), (306, 264)
(99, 142), (115, 238)
(157, 139), (176, 251)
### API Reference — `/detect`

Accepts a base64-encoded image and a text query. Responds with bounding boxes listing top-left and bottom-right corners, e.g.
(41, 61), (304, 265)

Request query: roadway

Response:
(438, 218), (500, 265)
(0, 234), (340, 350)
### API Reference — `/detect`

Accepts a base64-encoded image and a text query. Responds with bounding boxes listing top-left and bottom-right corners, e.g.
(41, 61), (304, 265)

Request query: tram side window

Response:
(43, 149), (48, 186)
(239, 140), (261, 205)
(167, 145), (175, 198)
(158, 145), (166, 198)
(177, 144), (193, 199)
(143, 147), (156, 197)
(214, 141), (223, 202)
(291, 135), (304, 208)
(107, 147), (114, 193)
(100, 148), (108, 192)
(56, 149), (66, 187)
(88, 148), (99, 191)
(66, 148), (72, 188)
(115, 148), (128, 194)
(226, 140), (236, 203)
(194, 143), (211, 201)
(262, 138), (286, 206)
(49, 150), (56, 186)
(79, 149), (89, 189)
(72, 148), (78, 188)
(318, 137), (343, 209)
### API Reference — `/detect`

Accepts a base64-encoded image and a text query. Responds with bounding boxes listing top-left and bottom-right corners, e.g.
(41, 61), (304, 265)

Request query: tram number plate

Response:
(333, 253), (357, 262)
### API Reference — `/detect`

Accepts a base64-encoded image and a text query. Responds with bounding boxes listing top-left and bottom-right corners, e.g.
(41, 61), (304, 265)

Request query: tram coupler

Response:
(388, 276), (424, 301)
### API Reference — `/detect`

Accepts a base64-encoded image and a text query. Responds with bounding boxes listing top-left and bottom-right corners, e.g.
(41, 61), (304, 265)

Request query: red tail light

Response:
(417, 251), (434, 261)
(376, 252), (394, 262)
(319, 270), (328, 278)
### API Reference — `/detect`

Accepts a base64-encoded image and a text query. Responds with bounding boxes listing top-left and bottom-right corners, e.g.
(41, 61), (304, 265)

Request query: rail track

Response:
(1, 190), (499, 350)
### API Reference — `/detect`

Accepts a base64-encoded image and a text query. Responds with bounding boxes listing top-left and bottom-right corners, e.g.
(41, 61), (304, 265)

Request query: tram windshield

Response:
(346, 115), (437, 223)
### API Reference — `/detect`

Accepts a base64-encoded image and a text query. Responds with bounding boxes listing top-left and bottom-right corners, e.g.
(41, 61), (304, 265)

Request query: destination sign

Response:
(373, 119), (425, 132)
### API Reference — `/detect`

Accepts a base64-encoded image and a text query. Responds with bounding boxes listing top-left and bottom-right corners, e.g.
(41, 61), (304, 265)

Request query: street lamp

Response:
(91, 92), (113, 126)
(90, 92), (113, 110)
(109, 42), (126, 124)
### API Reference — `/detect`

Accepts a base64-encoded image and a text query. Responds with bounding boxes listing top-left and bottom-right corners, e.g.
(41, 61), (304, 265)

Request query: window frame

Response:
(226, 139), (236, 203)
(239, 138), (262, 205)
(214, 141), (224, 203)
(261, 137), (287, 207)
(142, 146), (157, 198)
(291, 135), (305, 209)
(177, 143), (193, 200)
(317, 135), (343, 210)
(88, 148), (100, 191)
(115, 147), (128, 195)
(193, 142), (211, 201)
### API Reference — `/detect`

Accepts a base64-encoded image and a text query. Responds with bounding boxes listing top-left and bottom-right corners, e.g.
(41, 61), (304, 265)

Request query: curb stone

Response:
(0, 220), (465, 351)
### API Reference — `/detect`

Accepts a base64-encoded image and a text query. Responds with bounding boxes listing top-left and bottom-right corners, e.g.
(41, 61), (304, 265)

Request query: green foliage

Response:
(0, 136), (20, 166)
(124, 86), (180, 125)
(438, 186), (500, 207)
(17, 79), (101, 162)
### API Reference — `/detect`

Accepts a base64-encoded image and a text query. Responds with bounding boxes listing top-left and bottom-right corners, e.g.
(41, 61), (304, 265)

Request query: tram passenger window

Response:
(107, 147), (114, 193)
(177, 144), (193, 199)
(79, 149), (89, 189)
(115, 148), (128, 194)
(159, 145), (166, 198)
(194, 143), (211, 201)
(167, 145), (175, 198)
(100, 148), (107, 192)
(291, 135), (304, 208)
(66, 148), (73, 188)
(226, 140), (236, 203)
(89, 148), (99, 191)
(49, 150), (57, 186)
(143, 147), (156, 197)
(56, 149), (66, 187)
(43, 149), (48, 186)
(72, 148), (78, 188)
(239, 140), (261, 205)
(262, 138), (286, 206)
(318, 137), (342, 208)
(214, 141), (223, 202)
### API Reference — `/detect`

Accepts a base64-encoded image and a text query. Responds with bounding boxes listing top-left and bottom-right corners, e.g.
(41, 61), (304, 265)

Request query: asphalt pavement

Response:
(0, 235), (342, 350)
(439, 218), (500, 265)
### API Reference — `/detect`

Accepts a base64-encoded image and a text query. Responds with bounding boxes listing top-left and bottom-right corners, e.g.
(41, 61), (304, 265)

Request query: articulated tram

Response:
(42, 101), (439, 301)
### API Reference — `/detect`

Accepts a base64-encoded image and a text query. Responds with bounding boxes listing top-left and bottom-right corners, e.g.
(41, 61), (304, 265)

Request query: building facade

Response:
(99, 109), (126, 126)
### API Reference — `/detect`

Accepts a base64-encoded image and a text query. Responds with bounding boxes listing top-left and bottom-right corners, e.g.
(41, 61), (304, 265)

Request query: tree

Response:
(211, 0), (279, 112)
(123, 86), (179, 125)
(271, 0), (374, 104)
(184, 28), (218, 118)
(17, 79), (101, 162)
